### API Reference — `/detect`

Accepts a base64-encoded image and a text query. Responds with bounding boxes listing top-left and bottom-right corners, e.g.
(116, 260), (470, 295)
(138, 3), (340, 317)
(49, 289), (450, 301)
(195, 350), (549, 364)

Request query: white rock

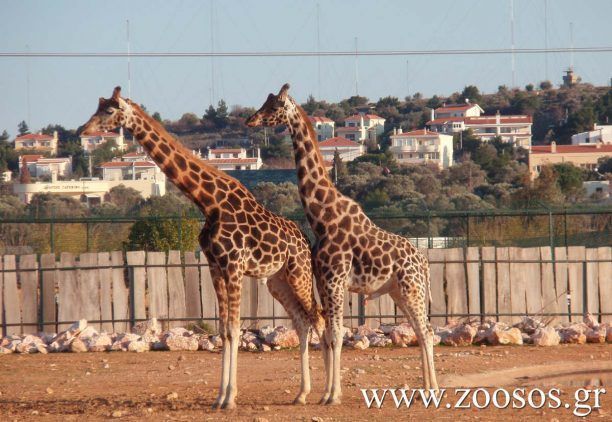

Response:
(127, 340), (150, 353)
(265, 326), (299, 348)
(531, 327), (560, 346)
(390, 323), (417, 347)
(85, 334), (113, 352)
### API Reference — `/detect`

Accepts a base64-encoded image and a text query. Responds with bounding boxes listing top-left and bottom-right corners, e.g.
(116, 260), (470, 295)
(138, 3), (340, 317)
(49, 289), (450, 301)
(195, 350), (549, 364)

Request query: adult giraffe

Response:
(247, 84), (438, 405)
(82, 87), (324, 409)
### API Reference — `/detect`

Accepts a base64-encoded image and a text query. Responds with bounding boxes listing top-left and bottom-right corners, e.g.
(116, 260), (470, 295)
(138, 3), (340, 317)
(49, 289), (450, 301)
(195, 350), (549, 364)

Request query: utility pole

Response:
(316, 3), (321, 99)
(210, 0), (216, 105)
(406, 60), (410, 97)
(510, 0), (516, 88)
(25, 44), (31, 126)
(354, 37), (359, 96)
(544, 0), (548, 81)
(126, 20), (131, 98)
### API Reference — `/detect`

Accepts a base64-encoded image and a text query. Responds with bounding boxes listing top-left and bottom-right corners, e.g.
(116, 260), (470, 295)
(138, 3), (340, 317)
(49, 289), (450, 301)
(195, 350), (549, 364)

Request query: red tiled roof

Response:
(466, 115), (532, 125)
(336, 126), (361, 132)
(122, 151), (147, 157)
(435, 104), (479, 113)
(344, 114), (385, 122)
(209, 148), (243, 154)
(391, 129), (441, 137)
(426, 117), (465, 125)
(81, 131), (120, 137)
(530, 144), (612, 154)
(204, 158), (259, 164)
(15, 133), (53, 140)
(309, 116), (334, 123)
(19, 154), (44, 162)
(34, 158), (71, 164)
(319, 137), (361, 148)
(99, 161), (157, 168)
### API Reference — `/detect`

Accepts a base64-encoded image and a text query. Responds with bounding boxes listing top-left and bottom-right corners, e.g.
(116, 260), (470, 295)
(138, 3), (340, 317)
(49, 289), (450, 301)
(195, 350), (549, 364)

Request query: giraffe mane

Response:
(127, 100), (251, 191)
(295, 103), (330, 176)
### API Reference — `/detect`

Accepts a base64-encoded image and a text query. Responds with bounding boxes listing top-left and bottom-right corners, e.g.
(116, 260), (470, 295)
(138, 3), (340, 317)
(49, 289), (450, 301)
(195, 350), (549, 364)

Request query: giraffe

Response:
(82, 87), (325, 409)
(246, 84), (438, 405)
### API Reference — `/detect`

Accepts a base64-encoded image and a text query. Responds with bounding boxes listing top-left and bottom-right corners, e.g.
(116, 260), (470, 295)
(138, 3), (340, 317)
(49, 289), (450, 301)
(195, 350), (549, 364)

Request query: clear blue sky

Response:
(1, 0), (611, 137)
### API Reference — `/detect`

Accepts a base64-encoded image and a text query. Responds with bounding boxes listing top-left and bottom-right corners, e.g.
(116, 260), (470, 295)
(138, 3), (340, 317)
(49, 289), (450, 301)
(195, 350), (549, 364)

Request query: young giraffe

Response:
(82, 87), (325, 409)
(247, 84), (438, 405)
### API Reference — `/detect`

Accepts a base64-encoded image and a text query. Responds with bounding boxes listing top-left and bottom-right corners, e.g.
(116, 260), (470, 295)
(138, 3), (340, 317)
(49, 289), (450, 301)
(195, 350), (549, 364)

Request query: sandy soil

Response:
(0, 344), (609, 421)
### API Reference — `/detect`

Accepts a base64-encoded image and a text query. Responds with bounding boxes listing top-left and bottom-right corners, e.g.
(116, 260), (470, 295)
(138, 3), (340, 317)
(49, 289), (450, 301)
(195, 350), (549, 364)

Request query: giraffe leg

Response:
(391, 280), (438, 393)
(211, 269), (230, 410)
(316, 286), (332, 405)
(325, 290), (344, 405)
(221, 272), (243, 410)
(266, 275), (312, 405)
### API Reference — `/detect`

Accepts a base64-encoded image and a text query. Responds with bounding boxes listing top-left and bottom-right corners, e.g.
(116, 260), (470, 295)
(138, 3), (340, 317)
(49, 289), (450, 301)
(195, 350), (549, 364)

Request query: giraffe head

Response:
(82, 86), (135, 135)
(245, 83), (295, 128)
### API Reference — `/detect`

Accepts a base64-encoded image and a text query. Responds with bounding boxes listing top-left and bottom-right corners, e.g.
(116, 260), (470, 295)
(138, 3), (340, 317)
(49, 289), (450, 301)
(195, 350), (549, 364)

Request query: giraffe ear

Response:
(278, 83), (290, 101)
(112, 86), (122, 101)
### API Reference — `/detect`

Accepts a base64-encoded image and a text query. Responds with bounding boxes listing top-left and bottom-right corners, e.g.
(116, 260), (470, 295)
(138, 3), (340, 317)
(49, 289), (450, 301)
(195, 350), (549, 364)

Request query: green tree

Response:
(26, 193), (88, 218)
(215, 99), (229, 128)
(152, 112), (162, 122)
(58, 140), (88, 177)
(17, 120), (30, 135)
(91, 139), (121, 170)
(251, 182), (302, 216)
(460, 85), (482, 103)
(0, 141), (19, 171)
(539, 80), (553, 90)
(553, 163), (584, 202)
(125, 192), (200, 251)
(0, 130), (9, 142)
(597, 156), (612, 173)
(0, 195), (33, 253)
(105, 185), (143, 214)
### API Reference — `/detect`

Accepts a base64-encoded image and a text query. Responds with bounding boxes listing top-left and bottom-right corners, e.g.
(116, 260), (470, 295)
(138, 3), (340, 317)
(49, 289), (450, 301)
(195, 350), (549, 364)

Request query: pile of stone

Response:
(0, 315), (610, 355)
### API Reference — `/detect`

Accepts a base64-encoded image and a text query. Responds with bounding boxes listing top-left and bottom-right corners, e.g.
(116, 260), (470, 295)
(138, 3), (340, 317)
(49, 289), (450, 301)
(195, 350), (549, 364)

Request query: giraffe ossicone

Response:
(247, 83), (439, 405)
(82, 86), (325, 409)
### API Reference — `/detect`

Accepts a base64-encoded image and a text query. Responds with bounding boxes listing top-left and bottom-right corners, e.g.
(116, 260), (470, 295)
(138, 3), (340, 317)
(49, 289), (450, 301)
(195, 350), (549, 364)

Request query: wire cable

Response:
(2, 46), (611, 58)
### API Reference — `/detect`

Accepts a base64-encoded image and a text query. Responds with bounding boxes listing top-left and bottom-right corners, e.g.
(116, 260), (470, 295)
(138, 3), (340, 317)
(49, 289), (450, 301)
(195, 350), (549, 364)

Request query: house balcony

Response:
(391, 145), (440, 153)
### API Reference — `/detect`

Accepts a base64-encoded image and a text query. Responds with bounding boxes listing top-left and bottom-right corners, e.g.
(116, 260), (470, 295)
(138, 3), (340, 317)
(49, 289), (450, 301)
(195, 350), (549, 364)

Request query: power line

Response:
(2, 46), (611, 58)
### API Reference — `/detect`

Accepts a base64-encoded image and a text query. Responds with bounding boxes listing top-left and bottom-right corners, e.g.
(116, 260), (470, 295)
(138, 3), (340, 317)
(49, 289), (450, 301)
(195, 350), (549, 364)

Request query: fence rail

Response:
(1, 246), (610, 336)
(0, 207), (610, 254)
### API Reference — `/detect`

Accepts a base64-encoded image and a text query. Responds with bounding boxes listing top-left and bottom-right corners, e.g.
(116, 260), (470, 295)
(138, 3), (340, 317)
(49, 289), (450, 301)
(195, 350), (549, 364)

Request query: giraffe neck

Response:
(287, 104), (342, 224)
(124, 104), (235, 215)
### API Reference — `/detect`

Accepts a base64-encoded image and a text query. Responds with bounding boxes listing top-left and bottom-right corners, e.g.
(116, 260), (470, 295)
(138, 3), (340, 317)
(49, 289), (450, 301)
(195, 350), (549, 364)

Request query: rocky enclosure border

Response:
(1, 315), (611, 355)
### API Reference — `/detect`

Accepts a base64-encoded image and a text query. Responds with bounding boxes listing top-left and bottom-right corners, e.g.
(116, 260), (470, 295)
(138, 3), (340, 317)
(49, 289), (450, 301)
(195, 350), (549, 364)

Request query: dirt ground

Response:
(0, 344), (609, 421)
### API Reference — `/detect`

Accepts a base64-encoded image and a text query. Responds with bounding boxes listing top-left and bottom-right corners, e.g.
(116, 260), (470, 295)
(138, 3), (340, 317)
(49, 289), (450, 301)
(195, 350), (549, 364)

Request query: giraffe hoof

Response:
(221, 400), (236, 410)
(211, 401), (221, 410)
(325, 397), (341, 406)
(293, 395), (307, 405)
(318, 394), (330, 405)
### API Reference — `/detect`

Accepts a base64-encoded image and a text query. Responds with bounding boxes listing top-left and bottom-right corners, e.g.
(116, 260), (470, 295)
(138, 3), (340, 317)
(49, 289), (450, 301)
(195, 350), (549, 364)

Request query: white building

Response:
(13, 177), (165, 207)
(204, 147), (263, 170)
(389, 128), (454, 169)
(427, 103), (532, 149)
(337, 113), (386, 144)
(19, 154), (72, 179)
(318, 137), (365, 162)
(309, 116), (335, 141)
(1, 170), (12, 182)
(99, 152), (165, 181)
(583, 180), (610, 199)
(80, 128), (126, 153)
(571, 124), (612, 145)
(14, 131), (58, 155)
(13, 153), (165, 206)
